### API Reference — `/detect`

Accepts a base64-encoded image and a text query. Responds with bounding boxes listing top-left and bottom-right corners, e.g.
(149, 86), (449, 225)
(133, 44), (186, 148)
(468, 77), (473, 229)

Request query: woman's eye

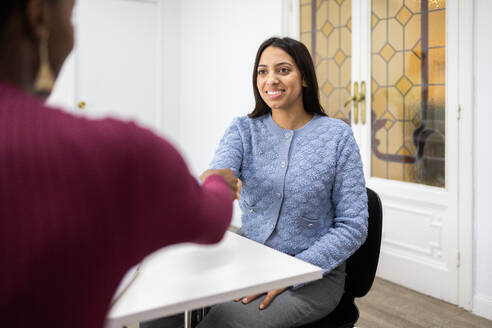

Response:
(279, 67), (290, 73)
(257, 69), (267, 75)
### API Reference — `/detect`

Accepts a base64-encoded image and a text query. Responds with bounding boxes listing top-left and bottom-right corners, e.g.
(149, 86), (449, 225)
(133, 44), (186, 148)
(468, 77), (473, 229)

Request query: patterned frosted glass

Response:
(371, 0), (446, 187)
(300, 0), (352, 125)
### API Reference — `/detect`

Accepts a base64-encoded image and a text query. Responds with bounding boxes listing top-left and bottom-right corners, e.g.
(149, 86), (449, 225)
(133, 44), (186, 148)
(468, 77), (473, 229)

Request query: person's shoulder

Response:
(45, 104), (176, 159)
(233, 114), (265, 125)
(45, 105), (138, 143)
(315, 116), (352, 134)
(316, 115), (347, 126)
(230, 114), (268, 132)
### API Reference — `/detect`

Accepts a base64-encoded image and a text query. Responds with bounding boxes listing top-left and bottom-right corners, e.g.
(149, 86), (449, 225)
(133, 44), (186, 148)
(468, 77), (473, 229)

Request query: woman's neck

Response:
(271, 107), (313, 130)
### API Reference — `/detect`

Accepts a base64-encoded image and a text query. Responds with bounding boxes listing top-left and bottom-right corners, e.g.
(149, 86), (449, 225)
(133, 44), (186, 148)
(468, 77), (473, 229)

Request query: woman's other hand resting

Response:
(235, 287), (288, 310)
(200, 169), (241, 200)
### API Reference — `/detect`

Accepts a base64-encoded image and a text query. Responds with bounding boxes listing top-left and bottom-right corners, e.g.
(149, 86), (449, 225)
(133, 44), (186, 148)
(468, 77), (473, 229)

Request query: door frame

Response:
(283, 0), (474, 309)
(456, 0), (474, 310)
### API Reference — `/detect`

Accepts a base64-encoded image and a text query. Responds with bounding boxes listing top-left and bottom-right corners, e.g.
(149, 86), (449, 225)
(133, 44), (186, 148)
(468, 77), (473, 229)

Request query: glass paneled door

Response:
(300, 0), (459, 304)
(371, 0), (446, 187)
(300, 0), (353, 125)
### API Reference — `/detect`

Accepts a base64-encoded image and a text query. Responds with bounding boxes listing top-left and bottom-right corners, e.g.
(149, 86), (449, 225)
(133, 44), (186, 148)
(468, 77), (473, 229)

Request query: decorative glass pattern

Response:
(300, 0), (352, 124)
(371, 0), (446, 187)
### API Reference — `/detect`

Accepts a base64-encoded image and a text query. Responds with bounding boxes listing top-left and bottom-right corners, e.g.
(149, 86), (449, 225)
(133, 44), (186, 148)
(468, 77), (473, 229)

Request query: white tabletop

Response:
(106, 231), (322, 328)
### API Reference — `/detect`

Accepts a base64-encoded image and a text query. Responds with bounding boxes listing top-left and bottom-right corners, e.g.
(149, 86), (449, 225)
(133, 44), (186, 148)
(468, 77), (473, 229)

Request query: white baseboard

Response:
(473, 294), (492, 321)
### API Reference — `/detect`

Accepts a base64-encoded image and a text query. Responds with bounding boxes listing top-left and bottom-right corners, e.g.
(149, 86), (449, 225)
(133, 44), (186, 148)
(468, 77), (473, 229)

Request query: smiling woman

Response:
(192, 37), (369, 328)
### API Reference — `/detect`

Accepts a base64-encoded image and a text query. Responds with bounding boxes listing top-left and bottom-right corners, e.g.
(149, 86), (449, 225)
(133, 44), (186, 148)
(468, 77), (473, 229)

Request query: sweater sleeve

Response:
(124, 123), (234, 259)
(209, 118), (244, 177)
(293, 125), (368, 287)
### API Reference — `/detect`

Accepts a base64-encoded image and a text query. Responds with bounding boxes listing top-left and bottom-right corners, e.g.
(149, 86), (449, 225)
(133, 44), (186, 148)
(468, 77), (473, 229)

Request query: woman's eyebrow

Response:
(275, 62), (293, 66)
(258, 62), (294, 68)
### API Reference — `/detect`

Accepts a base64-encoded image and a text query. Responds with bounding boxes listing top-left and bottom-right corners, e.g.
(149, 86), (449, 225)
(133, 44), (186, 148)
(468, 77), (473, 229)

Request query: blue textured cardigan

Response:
(210, 113), (368, 281)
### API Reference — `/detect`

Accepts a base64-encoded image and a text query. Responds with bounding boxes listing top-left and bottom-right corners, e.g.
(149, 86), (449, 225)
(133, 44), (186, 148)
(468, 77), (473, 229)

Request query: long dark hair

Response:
(0, 0), (57, 41)
(249, 37), (326, 118)
(0, 1), (29, 32)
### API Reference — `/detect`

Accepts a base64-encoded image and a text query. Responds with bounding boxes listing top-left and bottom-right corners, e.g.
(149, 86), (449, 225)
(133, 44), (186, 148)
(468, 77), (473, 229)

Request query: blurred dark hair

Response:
(249, 37), (326, 118)
(0, 0), (58, 34)
(0, 1), (29, 32)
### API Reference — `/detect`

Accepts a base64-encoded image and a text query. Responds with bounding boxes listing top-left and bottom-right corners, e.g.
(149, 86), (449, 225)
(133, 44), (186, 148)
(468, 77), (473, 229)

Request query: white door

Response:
(300, 0), (459, 304)
(49, 0), (164, 133)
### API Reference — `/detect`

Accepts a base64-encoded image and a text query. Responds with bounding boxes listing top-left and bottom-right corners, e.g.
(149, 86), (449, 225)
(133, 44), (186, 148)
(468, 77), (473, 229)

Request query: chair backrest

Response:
(344, 187), (383, 298)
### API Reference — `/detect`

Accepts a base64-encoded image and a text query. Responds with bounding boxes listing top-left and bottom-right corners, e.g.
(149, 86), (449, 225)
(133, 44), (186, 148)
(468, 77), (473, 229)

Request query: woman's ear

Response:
(302, 79), (308, 87)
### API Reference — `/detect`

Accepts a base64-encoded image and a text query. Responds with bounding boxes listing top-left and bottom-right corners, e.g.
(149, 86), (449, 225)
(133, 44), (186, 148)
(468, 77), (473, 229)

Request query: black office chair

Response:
(300, 187), (383, 328)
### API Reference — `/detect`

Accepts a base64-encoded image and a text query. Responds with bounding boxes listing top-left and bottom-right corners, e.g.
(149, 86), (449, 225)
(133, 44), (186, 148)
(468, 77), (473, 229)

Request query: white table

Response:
(105, 231), (323, 328)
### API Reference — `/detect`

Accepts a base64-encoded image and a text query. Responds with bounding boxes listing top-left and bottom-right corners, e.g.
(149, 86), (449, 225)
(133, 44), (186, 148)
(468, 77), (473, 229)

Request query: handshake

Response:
(199, 169), (242, 200)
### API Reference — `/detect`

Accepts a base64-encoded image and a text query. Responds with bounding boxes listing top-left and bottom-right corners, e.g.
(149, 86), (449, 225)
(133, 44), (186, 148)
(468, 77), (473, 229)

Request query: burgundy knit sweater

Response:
(0, 82), (233, 327)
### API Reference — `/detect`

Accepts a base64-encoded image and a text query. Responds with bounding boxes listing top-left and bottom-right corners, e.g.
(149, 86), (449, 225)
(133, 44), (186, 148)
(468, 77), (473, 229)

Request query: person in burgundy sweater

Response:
(0, 0), (239, 327)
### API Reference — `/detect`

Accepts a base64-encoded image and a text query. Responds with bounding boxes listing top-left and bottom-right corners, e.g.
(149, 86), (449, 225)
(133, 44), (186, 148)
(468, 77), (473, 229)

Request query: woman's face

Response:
(256, 46), (304, 112)
(46, 0), (76, 80)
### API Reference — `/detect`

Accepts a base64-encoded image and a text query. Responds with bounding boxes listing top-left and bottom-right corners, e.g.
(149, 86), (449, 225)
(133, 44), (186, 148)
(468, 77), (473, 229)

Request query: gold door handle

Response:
(78, 101), (86, 109)
(344, 82), (359, 124)
(344, 95), (356, 107)
(358, 81), (366, 124)
(344, 81), (359, 108)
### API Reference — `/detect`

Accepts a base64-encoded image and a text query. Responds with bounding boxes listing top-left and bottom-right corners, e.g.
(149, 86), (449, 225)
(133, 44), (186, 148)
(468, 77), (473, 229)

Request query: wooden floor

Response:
(357, 278), (492, 328)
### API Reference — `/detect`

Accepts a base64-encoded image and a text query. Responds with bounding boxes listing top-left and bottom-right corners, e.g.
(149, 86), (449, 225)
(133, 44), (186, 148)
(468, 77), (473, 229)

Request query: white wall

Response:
(172, 0), (286, 226)
(175, 0), (284, 174)
(473, 0), (492, 320)
(160, 0), (181, 143)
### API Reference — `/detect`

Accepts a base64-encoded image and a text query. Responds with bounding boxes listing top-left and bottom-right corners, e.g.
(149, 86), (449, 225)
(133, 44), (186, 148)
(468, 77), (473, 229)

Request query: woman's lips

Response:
(266, 90), (284, 100)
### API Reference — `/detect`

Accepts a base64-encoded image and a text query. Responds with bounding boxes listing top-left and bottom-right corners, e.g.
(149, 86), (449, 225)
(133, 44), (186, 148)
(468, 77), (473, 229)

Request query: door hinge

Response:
(457, 252), (461, 268)
(457, 105), (462, 120)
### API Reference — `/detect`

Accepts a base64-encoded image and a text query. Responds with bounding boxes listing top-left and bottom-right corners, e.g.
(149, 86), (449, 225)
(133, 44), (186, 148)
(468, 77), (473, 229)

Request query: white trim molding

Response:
(473, 294), (492, 321)
(457, 0), (474, 310)
(282, 0), (300, 39)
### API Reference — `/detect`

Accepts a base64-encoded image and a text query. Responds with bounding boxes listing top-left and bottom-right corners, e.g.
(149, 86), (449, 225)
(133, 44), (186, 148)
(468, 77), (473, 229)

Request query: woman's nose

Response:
(266, 73), (279, 85)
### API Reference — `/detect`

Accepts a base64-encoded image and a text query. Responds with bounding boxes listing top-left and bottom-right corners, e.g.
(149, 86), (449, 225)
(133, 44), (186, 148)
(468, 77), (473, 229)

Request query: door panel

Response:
(366, 0), (457, 304)
(370, 0), (446, 187)
(301, 0), (459, 304)
(300, 0), (353, 125)
(75, 0), (162, 131)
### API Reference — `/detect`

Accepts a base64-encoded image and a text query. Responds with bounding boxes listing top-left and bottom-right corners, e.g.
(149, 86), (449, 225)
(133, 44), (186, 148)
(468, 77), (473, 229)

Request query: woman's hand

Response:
(234, 287), (288, 310)
(200, 169), (241, 200)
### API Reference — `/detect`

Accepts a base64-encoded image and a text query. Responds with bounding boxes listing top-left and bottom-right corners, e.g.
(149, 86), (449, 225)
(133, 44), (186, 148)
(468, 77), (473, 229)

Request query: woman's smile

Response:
(266, 89), (285, 99)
